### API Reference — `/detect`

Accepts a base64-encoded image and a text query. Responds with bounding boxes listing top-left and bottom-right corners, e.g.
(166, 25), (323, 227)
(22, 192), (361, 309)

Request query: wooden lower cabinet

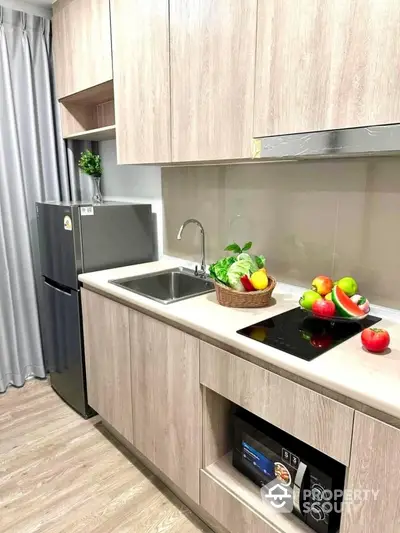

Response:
(200, 342), (353, 465)
(82, 289), (400, 532)
(341, 413), (400, 533)
(201, 471), (279, 533)
(81, 290), (133, 442)
(129, 309), (201, 503)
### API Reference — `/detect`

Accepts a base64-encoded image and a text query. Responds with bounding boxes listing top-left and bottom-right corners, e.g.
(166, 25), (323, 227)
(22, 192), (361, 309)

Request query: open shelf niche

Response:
(201, 387), (315, 533)
(59, 80), (116, 141)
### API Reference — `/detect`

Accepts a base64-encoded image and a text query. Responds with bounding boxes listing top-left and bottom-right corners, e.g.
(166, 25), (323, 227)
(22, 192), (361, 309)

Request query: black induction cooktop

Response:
(237, 307), (382, 361)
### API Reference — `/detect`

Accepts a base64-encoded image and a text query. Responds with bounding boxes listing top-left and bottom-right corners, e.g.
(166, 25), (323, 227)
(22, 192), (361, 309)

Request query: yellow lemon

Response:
(250, 270), (268, 290)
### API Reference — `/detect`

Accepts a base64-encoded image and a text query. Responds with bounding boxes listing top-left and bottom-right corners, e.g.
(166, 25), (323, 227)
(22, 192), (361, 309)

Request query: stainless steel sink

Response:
(109, 267), (215, 304)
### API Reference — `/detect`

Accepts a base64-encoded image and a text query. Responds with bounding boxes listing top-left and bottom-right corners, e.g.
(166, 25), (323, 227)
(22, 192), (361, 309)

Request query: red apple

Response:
(312, 299), (336, 318)
(312, 275), (334, 296)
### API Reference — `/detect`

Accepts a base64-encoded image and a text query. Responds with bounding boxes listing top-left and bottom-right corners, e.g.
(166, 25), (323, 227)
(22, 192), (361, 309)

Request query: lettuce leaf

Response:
(255, 255), (266, 269)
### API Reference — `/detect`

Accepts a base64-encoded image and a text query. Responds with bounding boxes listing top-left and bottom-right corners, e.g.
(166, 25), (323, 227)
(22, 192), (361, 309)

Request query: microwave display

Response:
(241, 433), (298, 488)
(242, 440), (276, 480)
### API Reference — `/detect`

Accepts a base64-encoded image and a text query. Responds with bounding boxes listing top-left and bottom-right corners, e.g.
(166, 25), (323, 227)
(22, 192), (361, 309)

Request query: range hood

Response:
(252, 123), (400, 160)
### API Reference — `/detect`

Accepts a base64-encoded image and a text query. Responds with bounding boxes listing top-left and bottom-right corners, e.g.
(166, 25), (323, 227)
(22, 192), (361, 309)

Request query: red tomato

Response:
(312, 299), (336, 318)
(361, 328), (390, 353)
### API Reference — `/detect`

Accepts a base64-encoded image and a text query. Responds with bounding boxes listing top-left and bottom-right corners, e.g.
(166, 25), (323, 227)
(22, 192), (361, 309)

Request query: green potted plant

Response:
(78, 149), (103, 204)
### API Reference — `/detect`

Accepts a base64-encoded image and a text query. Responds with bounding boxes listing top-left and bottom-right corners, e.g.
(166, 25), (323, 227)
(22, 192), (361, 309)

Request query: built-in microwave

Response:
(233, 409), (346, 533)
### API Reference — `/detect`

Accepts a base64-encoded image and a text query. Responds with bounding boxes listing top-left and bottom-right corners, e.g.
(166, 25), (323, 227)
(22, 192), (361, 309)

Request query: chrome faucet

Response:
(177, 219), (207, 278)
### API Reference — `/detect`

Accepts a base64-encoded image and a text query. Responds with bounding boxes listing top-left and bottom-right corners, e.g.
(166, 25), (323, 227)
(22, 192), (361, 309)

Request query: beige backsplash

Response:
(162, 158), (400, 308)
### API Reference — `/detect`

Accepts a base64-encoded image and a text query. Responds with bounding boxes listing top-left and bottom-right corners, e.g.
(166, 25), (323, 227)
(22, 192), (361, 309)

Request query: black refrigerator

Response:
(36, 201), (155, 418)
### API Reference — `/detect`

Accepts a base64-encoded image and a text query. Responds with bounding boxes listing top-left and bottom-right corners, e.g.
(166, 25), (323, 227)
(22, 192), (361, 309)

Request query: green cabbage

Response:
(227, 259), (254, 291)
(209, 256), (236, 285)
(236, 253), (259, 274)
(237, 253), (265, 272)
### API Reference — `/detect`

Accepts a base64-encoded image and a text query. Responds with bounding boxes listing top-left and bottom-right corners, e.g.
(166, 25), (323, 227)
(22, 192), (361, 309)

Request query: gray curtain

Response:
(0, 6), (95, 391)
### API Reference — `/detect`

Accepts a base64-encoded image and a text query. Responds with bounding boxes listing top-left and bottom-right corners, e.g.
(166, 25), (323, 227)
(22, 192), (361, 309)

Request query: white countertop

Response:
(79, 258), (400, 420)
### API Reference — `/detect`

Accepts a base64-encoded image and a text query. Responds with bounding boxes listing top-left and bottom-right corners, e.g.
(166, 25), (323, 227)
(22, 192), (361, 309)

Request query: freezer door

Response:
(36, 203), (81, 290)
(41, 278), (92, 417)
(80, 204), (155, 272)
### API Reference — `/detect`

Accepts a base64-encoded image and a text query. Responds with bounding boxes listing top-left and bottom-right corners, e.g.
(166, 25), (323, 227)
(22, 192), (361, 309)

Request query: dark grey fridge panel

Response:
(37, 202), (155, 288)
(80, 204), (155, 272)
(36, 203), (81, 290)
(41, 278), (93, 417)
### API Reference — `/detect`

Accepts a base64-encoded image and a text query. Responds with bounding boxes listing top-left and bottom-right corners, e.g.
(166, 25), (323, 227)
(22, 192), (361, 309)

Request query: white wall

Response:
(2, 0), (52, 18)
(98, 140), (164, 256)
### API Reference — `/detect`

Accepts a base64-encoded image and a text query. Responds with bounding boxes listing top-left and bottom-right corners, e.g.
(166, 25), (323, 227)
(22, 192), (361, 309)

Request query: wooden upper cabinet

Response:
(81, 290), (133, 443)
(254, 0), (335, 138)
(52, 0), (112, 99)
(110, 0), (171, 164)
(254, 0), (400, 138)
(170, 0), (257, 162)
(328, 0), (400, 131)
(341, 413), (400, 533)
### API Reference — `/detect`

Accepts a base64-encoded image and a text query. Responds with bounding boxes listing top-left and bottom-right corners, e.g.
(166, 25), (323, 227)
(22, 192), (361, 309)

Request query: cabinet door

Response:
(341, 413), (400, 533)
(81, 290), (133, 443)
(111, 0), (171, 164)
(254, 0), (400, 138)
(328, 0), (400, 131)
(52, 0), (112, 99)
(254, 0), (334, 137)
(170, 0), (257, 162)
(130, 310), (201, 503)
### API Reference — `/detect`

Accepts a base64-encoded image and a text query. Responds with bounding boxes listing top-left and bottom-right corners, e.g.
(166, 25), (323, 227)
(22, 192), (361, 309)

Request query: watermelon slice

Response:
(332, 285), (367, 318)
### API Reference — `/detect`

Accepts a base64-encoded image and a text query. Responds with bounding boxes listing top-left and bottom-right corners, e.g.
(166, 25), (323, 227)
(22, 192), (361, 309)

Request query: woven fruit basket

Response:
(214, 276), (276, 308)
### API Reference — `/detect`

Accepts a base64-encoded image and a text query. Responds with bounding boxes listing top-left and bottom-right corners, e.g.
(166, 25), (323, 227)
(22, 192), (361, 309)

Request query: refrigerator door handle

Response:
(44, 278), (72, 296)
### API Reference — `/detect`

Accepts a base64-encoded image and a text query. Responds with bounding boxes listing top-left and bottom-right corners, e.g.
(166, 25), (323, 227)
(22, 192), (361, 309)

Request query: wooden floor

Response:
(0, 380), (211, 533)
